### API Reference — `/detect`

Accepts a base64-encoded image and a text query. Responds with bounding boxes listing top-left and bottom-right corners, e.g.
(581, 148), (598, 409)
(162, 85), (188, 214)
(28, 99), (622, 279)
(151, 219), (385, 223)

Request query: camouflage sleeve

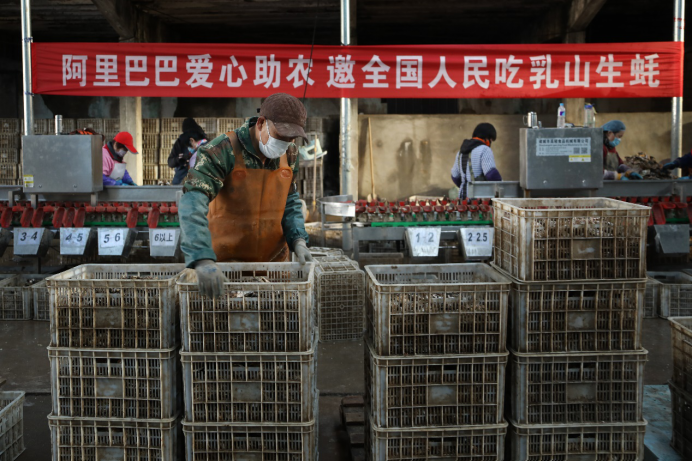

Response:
(182, 134), (235, 201)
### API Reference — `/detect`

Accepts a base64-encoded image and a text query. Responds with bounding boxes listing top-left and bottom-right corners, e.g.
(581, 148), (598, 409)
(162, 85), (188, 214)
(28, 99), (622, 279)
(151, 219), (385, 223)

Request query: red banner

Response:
(32, 42), (683, 98)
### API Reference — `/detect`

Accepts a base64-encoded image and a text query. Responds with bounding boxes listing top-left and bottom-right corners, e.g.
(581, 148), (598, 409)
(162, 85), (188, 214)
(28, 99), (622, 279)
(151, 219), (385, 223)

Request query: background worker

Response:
(186, 132), (208, 170)
(450, 123), (502, 199)
(179, 93), (313, 298)
(602, 120), (642, 180)
(102, 131), (138, 186)
(662, 152), (692, 179)
(169, 118), (208, 185)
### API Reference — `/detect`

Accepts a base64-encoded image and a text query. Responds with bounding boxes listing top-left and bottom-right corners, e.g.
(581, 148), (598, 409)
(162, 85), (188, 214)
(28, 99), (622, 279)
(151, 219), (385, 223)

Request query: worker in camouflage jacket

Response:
(179, 93), (312, 298)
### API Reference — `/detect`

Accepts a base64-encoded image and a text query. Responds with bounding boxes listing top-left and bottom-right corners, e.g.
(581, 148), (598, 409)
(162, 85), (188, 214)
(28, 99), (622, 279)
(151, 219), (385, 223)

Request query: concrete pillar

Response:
(564, 31), (586, 126)
(119, 96), (143, 185)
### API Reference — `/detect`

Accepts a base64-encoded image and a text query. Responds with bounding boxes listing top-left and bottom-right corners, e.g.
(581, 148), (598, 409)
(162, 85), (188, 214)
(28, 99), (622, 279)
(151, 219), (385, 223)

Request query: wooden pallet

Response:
(340, 395), (365, 461)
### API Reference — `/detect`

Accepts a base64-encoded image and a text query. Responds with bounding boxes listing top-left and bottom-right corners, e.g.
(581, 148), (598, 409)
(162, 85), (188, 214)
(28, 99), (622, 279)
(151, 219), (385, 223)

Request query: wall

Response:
(357, 112), (693, 201)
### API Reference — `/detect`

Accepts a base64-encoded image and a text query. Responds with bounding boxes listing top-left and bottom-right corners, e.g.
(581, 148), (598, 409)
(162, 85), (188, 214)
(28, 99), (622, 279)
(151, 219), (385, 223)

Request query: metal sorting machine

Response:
(0, 132), (184, 272)
(318, 127), (691, 264)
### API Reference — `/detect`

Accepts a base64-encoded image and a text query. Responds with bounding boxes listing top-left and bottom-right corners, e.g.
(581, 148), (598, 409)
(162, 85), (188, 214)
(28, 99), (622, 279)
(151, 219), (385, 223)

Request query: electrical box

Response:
(22, 135), (103, 194)
(519, 128), (603, 190)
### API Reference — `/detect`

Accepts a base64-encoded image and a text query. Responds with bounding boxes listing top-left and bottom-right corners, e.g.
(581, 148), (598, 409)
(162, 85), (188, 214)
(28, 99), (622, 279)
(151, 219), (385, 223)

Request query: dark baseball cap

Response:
(259, 93), (308, 141)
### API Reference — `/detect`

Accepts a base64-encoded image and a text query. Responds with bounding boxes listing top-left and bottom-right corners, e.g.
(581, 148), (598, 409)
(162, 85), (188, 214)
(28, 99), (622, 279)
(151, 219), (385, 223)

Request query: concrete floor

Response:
(0, 319), (676, 461)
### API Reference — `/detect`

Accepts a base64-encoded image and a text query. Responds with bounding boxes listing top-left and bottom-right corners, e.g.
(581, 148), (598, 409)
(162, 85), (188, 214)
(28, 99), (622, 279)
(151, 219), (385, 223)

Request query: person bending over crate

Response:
(178, 93), (313, 299)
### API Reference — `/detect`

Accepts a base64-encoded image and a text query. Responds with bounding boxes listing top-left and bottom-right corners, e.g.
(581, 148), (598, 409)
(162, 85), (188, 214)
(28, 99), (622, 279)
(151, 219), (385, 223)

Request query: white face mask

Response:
(259, 121), (290, 159)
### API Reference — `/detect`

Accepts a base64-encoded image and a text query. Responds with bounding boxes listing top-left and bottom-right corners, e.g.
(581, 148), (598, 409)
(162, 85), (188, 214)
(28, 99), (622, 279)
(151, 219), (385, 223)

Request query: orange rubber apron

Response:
(207, 131), (293, 262)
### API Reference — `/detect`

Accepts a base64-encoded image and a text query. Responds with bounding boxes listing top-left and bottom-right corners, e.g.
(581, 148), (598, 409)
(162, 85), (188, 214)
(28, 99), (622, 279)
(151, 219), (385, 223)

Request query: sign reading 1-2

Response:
(406, 227), (441, 257)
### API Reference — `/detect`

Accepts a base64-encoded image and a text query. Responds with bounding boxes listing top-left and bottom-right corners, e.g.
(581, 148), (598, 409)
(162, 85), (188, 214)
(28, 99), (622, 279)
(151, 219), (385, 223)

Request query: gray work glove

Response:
(293, 239), (314, 265)
(193, 259), (228, 299)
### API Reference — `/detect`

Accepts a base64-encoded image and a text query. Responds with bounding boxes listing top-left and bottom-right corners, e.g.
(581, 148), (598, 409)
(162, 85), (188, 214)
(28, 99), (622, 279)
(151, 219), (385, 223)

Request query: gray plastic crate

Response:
(509, 349), (647, 425)
(366, 264), (510, 356)
(366, 414), (507, 461)
(669, 317), (691, 394)
(182, 416), (317, 461)
(492, 198), (649, 282)
(644, 276), (661, 318)
(178, 263), (315, 353)
(0, 274), (49, 320)
(49, 415), (179, 461)
(509, 280), (645, 353)
(669, 380), (692, 460)
(0, 391), (25, 461)
(49, 347), (180, 420)
(648, 271), (692, 318)
(308, 247), (344, 257)
(46, 264), (184, 349)
(315, 256), (365, 341)
(181, 342), (317, 423)
(217, 118), (245, 133)
(365, 342), (507, 428)
(30, 279), (51, 321)
(509, 420), (646, 461)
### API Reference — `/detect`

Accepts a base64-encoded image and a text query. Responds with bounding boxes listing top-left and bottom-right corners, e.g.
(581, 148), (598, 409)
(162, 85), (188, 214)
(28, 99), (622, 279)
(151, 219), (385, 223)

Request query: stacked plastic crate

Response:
(142, 118), (161, 184)
(646, 271), (692, 318)
(0, 118), (20, 185)
(313, 254), (365, 342)
(364, 263), (511, 461)
(45, 264), (185, 461)
(491, 197), (650, 461)
(668, 316), (691, 459)
(177, 262), (319, 461)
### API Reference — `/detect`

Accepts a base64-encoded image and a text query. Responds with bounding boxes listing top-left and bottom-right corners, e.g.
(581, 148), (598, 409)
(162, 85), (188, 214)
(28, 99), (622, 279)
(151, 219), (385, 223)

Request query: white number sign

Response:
(151, 229), (177, 247)
(406, 227), (441, 257)
(15, 228), (43, 246)
(99, 229), (126, 249)
(460, 227), (494, 258)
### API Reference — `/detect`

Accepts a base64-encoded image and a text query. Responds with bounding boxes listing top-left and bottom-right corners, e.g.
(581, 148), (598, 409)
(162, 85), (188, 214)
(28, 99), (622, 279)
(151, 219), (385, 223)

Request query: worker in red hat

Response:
(102, 131), (139, 186)
(179, 93), (313, 298)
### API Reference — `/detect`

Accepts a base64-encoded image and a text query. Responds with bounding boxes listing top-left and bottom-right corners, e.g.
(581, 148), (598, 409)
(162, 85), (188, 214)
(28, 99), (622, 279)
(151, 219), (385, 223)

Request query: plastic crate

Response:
(143, 164), (159, 180)
(648, 271), (692, 318)
(178, 262), (315, 353)
(103, 118), (120, 135)
(0, 149), (19, 164)
(193, 118), (217, 134)
(0, 134), (18, 150)
(46, 264), (185, 349)
(305, 117), (325, 132)
(508, 420), (646, 461)
(161, 118), (186, 133)
(217, 117), (245, 133)
(49, 347), (180, 419)
(644, 277), (661, 318)
(509, 349), (647, 425)
(143, 118), (160, 134)
(76, 118), (104, 133)
(0, 164), (17, 180)
(0, 119), (19, 133)
(669, 316), (691, 394)
(159, 149), (170, 164)
(60, 118), (77, 133)
(315, 257), (365, 341)
(48, 415), (179, 461)
(181, 343), (317, 423)
(182, 418), (317, 461)
(143, 133), (160, 150)
(365, 343), (507, 428)
(669, 380), (692, 460)
(366, 416), (507, 461)
(308, 247), (343, 257)
(0, 391), (25, 461)
(366, 264), (510, 356)
(30, 279), (51, 321)
(142, 148), (159, 165)
(32, 118), (55, 135)
(509, 280), (645, 353)
(0, 274), (47, 320)
(160, 133), (179, 153)
(158, 164), (174, 182)
(492, 198), (649, 282)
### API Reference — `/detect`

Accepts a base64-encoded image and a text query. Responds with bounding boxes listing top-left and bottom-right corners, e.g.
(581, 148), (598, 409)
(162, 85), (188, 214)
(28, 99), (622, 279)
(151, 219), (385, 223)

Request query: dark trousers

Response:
(172, 166), (188, 185)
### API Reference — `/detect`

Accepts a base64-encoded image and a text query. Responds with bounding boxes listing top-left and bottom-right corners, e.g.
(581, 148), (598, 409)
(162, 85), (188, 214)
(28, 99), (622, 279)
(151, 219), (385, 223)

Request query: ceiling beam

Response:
(567, 0), (608, 32)
(92, 0), (171, 42)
